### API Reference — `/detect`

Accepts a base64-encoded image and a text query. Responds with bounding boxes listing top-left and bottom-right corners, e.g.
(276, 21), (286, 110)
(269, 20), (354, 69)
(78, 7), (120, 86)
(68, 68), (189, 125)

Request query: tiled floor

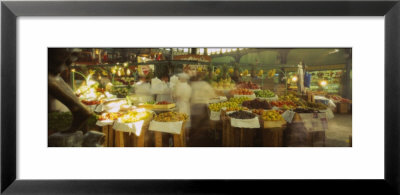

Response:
(325, 113), (352, 147)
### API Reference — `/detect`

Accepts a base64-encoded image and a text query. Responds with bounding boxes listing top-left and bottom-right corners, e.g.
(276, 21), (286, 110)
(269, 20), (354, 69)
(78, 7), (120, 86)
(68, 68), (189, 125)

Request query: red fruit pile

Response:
(81, 100), (101, 105)
(236, 81), (260, 89)
(270, 100), (296, 107)
(329, 95), (351, 103)
(230, 88), (254, 95)
(156, 101), (171, 105)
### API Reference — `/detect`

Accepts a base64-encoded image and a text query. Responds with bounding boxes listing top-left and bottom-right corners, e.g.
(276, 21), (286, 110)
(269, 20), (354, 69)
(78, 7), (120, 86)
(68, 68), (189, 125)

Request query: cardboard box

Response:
(338, 102), (349, 114)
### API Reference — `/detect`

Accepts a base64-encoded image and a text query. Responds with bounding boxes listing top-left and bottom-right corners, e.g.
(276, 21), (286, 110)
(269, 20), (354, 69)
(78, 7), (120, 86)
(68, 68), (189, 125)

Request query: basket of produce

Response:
(208, 101), (242, 121)
(270, 100), (297, 110)
(112, 109), (153, 136)
(153, 101), (176, 109)
(242, 98), (272, 110)
(137, 100), (155, 109)
(262, 110), (286, 128)
(228, 97), (251, 105)
(227, 110), (260, 128)
(96, 112), (123, 126)
(254, 90), (278, 101)
(111, 86), (130, 98)
(149, 112), (188, 134)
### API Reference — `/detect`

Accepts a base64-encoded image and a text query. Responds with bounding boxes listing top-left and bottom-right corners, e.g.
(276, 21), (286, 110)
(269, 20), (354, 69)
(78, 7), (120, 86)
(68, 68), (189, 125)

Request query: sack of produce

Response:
(149, 112), (188, 134)
(242, 98), (272, 109)
(228, 110), (260, 128)
(112, 109), (153, 136)
(209, 111), (221, 121)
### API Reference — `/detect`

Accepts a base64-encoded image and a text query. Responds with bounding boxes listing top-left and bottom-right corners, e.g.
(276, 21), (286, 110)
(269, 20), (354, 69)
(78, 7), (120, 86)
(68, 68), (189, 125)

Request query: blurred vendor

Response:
(190, 73), (216, 142)
(155, 75), (173, 102)
(173, 73), (192, 116)
(173, 73), (192, 141)
(133, 76), (153, 103)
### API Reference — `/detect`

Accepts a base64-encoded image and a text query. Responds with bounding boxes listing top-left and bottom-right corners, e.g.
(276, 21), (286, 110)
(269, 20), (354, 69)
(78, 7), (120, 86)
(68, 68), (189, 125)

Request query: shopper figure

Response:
(48, 48), (92, 133)
(190, 73), (217, 145)
(133, 76), (153, 103)
(155, 75), (173, 102)
(173, 73), (192, 141)
(48, 48), (105, 147)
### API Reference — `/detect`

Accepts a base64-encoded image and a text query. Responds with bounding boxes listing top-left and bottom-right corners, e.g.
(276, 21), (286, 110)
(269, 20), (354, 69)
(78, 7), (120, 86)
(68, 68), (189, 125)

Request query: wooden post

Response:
(114, 131), (125, 147)
(233, 128), (241, 147)
(240, 129), (245, 147)
(349, 135), (352, 147)
(108, 126), (114, 147)
(173, 122), (186, 147)
(173, 134), (182, 147)
(136, 131), (145, 147)
(102, 126), (109, 147)
(155, 132), (163, 147)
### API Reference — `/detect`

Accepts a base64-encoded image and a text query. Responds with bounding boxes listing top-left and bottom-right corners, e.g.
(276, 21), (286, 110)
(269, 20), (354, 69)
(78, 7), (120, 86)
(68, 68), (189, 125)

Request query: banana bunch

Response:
(228, 67), (234, 74)
(242, 69), (249, 76)
(215, 68), (221, 75)
(258, 70), (264, 77)
(267, 69), (276, 78)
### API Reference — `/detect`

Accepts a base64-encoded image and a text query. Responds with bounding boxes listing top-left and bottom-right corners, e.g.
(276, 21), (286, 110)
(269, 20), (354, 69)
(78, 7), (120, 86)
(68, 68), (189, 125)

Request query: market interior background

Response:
(48, 48), (352, 147)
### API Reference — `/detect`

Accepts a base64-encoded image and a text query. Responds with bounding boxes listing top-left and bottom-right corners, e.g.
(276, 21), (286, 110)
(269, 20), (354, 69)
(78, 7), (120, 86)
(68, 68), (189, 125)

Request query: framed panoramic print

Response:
(2, 0), (400, 194)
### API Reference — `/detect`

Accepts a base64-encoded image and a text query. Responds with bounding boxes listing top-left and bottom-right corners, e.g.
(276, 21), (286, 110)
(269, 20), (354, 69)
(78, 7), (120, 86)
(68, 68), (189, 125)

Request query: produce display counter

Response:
(261, 120), (287, 147)
(97, 115), (153, 147)
(221, 110), (259, 147)
(149, 120), (187, 147)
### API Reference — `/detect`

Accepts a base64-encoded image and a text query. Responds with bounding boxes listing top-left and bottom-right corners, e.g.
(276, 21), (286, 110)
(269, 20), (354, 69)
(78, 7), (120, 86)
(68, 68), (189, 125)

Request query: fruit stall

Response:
(49, 66), (343, 147)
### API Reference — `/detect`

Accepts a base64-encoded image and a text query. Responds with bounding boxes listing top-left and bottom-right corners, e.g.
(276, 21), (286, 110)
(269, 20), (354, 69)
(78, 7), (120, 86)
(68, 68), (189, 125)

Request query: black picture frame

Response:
(1, 0), (399, 194)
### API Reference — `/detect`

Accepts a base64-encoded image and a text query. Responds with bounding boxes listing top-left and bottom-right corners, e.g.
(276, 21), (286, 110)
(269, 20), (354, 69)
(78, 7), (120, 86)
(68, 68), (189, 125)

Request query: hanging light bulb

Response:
(320, 80), (328, 86)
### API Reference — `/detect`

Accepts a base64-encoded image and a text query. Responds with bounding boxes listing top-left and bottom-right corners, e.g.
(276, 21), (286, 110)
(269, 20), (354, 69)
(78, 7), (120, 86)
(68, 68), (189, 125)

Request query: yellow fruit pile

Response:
(120, 110), (151, 123)
(154, 112), (188, 122)
(229, 97), (251, 104)
(209, 102), (241, 112)
(262, 110), (284, 121)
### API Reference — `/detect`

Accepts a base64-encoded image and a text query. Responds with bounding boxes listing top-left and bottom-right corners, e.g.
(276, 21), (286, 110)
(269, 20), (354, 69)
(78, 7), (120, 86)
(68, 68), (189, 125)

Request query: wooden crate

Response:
(263, 120), (286, 128)
(112, 117), (153, 147)
(137, 104), (154, 109)
(262, 128), (285, 147)
(221, 112), (256, 147)
(101, 125), (114, 147)
(154, 121), (186, 147)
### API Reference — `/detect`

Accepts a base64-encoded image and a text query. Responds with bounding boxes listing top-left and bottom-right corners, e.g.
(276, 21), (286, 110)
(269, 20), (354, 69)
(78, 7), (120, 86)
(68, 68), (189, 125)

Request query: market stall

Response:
(48, 48), (352, 147)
